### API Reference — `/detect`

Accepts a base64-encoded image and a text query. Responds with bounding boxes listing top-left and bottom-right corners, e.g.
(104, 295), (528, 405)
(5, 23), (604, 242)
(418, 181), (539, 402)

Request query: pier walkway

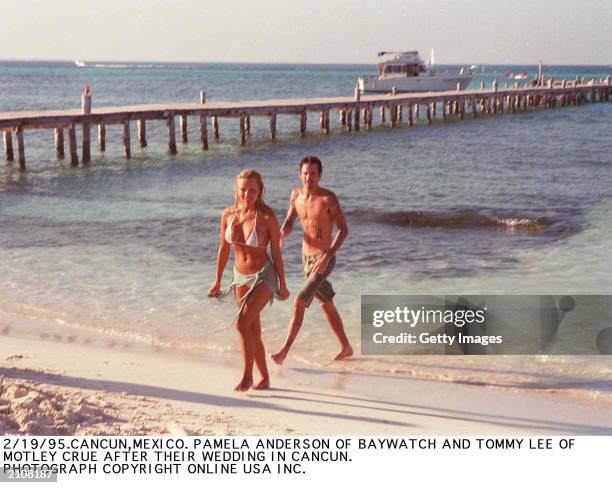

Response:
(1, 78), (610, 171)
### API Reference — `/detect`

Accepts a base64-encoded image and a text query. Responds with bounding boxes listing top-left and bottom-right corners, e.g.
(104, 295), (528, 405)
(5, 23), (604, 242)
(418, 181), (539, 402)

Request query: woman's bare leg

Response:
(235, 283), (273, 392)
(252, 316), (270, 390)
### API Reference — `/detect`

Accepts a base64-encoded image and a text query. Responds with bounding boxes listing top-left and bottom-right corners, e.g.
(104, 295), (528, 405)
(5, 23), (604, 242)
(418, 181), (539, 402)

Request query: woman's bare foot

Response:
(253, 378), (270, 390)
(270, 350), (287, 366)
(333, 344), (353, 361)
(234, 376), (253, 392)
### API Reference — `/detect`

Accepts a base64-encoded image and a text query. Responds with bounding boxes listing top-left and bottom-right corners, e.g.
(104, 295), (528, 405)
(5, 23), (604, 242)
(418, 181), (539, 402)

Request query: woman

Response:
(208, 169), (289, 392)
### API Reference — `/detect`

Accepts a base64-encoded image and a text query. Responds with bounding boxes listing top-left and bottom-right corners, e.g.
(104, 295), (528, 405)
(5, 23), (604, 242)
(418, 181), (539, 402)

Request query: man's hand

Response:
(311, 252), (331, 277)
(279, 222), (292, 247)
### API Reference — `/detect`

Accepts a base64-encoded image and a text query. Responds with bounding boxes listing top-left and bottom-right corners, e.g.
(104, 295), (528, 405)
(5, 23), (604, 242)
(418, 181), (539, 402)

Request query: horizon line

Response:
(0, 57), (610, 68)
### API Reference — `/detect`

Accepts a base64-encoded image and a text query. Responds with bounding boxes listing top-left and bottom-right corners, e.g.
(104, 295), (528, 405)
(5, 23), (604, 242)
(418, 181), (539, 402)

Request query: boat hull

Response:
(359, 75), (473, 93)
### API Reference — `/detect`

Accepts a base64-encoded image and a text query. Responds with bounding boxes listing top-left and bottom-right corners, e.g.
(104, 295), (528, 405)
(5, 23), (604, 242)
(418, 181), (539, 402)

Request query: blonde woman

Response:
(208, 169), (289, 391)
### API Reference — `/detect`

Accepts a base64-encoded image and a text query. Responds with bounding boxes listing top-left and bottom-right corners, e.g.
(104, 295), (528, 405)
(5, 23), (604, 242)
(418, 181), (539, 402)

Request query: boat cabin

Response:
(376, 51), (428, 78)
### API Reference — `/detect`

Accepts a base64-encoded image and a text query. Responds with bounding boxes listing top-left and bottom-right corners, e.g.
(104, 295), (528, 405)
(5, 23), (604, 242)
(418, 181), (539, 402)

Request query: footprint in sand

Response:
(6, 355), (26, 361)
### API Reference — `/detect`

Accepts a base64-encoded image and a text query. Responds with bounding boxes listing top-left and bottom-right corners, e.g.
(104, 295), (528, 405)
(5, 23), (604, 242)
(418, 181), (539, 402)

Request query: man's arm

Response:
(280, 188), (299, 241)
(326, 192), (348, 257)
(311, 192), (348, 276)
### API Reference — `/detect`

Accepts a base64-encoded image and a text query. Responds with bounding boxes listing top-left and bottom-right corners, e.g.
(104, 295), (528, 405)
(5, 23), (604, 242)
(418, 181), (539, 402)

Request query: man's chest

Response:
(296, 197), (328, 222)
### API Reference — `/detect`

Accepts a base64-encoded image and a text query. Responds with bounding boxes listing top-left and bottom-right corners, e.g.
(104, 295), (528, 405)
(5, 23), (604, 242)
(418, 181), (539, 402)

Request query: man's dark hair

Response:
(299, 155), (323, 174)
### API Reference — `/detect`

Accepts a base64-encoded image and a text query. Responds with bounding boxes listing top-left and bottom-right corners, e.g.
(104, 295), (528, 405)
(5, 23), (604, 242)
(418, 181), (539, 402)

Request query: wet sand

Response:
(2, 326), (612, 436)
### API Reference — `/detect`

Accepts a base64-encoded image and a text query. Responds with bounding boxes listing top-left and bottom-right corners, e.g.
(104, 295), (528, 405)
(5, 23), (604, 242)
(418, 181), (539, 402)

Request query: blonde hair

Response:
(231, 169), (270, 213)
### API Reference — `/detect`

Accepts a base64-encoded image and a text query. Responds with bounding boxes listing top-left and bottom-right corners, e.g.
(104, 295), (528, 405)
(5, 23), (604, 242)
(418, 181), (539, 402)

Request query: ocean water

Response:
(1, 61), (611, 399)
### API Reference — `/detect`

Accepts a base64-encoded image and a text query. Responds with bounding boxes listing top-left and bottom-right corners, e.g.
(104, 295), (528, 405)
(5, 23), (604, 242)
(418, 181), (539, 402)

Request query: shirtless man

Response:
(271, 155), (353, 364)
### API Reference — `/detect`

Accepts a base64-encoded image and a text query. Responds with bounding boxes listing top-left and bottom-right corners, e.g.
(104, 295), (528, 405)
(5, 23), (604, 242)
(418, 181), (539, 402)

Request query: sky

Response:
(0, 0), (610, 65)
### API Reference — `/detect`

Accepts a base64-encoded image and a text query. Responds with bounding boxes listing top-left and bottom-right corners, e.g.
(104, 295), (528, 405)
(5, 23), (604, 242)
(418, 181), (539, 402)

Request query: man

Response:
(271, 155), (353, 364)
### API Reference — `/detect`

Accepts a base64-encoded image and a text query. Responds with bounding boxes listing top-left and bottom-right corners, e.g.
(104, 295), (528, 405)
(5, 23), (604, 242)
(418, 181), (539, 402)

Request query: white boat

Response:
(74, 60), (87, 68)
(358, 50), (475, 94)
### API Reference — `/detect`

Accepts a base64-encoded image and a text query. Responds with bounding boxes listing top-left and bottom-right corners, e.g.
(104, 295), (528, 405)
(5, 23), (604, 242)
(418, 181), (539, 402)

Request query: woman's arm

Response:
(267, 211), (290, 300)
(208, 210), (231, 297)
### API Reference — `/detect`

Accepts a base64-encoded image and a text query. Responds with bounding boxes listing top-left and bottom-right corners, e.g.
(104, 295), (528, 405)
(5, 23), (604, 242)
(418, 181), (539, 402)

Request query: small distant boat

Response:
(513, 72), (528, 80)
(358, 50), (475, 94)
(74, 60), (87, 68)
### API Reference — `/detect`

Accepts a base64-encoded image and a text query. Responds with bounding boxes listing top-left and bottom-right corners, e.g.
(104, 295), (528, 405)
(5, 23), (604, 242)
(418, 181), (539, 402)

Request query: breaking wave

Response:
(348, 208), (577, 234)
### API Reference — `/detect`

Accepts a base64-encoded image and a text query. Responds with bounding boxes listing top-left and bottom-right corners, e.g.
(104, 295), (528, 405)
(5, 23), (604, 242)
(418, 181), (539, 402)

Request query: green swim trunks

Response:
(297, 252), (336, 307)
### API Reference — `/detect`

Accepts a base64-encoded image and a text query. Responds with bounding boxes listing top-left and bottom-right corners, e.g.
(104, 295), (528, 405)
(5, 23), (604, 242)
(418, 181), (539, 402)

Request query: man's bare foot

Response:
(333, 345), (353, 361)
(234, 377), (253, 392)
(253, 378), (270, 390)
(270, 351), (287, 366)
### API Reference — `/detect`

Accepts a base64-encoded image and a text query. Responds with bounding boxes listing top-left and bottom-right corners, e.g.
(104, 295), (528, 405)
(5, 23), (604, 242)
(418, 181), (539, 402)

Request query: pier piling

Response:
(299, 111), (307, 137)
(98, 124), (106, 152)
(54, 128), (64, 159)
(269, 113), (276, 140)
(199, 115), (208, 150)
(3, 131), (13, 162)
(16, 127), (25, 170)
(212, 116), (219, 140)
(122, 121), (131, 159)
(137, 120), (146, 148)
(180, 114), (188, 143)
(390, 105), (397, 128)
(68, 125), (78, 166)
(81, 89), (91, 164)
(240, 115), (246, 145)
(167, 116), (177, 154)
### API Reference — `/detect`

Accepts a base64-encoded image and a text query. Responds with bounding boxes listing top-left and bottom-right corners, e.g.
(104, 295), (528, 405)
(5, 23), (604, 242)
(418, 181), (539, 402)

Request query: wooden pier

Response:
(1, 78), (610, 171)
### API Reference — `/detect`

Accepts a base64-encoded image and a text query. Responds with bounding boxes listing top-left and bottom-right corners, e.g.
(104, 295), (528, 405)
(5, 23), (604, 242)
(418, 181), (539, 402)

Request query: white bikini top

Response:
(225, 211), (259, 248)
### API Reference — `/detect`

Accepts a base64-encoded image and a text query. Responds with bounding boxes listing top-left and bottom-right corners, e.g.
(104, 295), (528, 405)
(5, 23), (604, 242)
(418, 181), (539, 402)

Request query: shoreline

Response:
(2, 305), (610, 406)
(2, 316), (612, 435)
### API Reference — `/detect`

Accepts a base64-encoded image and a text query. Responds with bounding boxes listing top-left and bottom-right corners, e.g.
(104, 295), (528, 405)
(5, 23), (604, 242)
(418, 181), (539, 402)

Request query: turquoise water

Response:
(1, 61), (611, 393)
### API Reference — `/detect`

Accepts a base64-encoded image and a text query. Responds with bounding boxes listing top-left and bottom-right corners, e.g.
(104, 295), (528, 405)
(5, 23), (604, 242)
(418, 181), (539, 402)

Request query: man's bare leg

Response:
(320, 300), (353, 360)
(271, 297), (307, 365)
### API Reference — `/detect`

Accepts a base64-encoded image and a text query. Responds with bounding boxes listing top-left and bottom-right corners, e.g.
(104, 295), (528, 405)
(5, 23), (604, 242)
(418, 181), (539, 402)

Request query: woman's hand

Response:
(278, 283), (290, 301)
(208, 282), (221, 298)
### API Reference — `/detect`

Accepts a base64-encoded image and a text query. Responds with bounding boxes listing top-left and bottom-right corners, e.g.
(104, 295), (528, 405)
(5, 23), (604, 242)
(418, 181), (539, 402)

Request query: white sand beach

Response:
(2, 316), (612, 437)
